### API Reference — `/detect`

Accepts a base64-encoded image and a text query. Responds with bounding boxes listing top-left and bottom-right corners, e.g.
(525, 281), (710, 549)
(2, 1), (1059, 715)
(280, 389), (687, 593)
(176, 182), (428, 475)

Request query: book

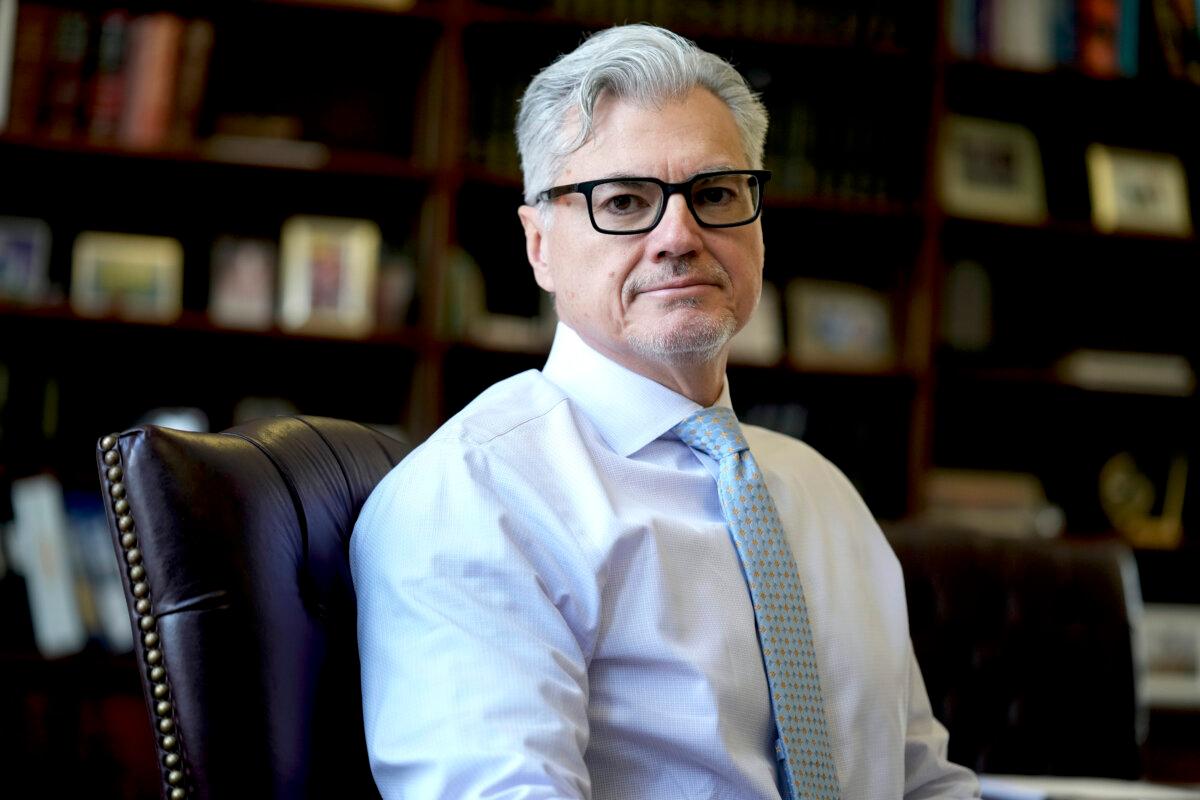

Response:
(168, 17), (214, 147)
(991, 0), (1056, 71)
(8, 474), (88, 658)
(0, 0), (16, 133)
(5, 3), (54, 136)
(118, 13), (184, 149)
(1152, 0), (1200, 82)
(41, 9), (88, 140)
(1077, 0), (1122, 76)
(87, 9), (130, 143)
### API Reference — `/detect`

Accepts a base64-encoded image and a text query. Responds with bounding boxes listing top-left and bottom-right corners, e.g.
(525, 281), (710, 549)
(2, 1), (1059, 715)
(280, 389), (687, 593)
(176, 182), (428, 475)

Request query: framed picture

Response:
(1143, 604), (1200, 709)
(0, 216), (52, 304)
(279, 215), (380, 337)
(70, 231), (183, 322)
(209, 236), (276, 330)
(729, 281), (784, 366)
(1086, 145), (1193, 237)
(786, 279), (895, 372)
(937, 114), (1047, 224)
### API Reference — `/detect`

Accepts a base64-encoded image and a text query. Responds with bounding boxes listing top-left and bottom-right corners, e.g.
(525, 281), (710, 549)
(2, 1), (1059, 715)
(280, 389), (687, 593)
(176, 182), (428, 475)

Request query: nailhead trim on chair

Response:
(100, 433), (189, 800)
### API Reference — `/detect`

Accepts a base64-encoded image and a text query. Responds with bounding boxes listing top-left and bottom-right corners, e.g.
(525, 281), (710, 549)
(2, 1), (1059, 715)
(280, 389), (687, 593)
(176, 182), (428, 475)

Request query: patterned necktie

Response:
(673, 407), (840, 800)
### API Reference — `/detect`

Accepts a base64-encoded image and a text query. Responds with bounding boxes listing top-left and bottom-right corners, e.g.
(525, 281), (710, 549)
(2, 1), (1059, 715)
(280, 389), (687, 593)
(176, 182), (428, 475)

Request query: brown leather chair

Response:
(885, 523), (1145, 780)
(95, 416), (408, 799)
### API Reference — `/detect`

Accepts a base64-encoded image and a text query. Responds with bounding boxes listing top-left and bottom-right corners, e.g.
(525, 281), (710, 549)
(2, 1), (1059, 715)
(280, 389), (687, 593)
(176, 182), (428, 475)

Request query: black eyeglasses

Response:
(535, 169), (771, 235)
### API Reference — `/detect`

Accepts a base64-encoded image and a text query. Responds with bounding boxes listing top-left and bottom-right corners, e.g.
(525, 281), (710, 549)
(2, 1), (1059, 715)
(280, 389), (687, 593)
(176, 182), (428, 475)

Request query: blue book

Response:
(1118, 0), (1140, 75)
(1053, 0), (1078, 66)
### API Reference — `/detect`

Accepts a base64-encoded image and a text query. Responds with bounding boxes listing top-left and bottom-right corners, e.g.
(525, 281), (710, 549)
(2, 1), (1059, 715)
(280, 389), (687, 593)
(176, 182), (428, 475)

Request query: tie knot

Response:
(672, 407), (748, 460)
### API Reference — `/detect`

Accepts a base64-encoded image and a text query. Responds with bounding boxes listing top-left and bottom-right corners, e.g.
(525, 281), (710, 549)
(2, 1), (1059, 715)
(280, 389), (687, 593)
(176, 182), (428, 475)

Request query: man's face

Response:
(518, 88), (765, 378)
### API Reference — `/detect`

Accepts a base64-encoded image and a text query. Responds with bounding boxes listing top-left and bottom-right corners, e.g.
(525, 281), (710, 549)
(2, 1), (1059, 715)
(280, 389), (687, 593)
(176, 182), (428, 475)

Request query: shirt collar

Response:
(542, 322), (733, 458)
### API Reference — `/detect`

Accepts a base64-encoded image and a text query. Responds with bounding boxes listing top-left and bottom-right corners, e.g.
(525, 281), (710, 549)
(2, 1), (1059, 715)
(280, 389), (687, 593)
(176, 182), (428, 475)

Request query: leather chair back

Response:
(886, 524), (1144, 779)
(96, 416), (409, 799)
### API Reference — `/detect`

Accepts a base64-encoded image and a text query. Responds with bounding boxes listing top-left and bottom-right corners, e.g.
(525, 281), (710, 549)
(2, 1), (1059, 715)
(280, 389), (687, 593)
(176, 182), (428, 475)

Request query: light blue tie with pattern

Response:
(673, 407), (840, 800)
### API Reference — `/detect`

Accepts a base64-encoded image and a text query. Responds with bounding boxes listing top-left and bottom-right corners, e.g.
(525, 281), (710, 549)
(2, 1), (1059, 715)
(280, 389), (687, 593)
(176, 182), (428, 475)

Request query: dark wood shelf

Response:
(0, 304), (427, 350)
(462, 1), (918, 57)
(941, 213), (1198, 244)
(0, 133), (436, 180)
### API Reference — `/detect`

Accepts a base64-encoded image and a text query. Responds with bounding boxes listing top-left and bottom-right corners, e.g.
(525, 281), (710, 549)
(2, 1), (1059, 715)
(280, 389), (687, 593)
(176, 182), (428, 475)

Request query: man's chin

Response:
(626, 313), (737, 365)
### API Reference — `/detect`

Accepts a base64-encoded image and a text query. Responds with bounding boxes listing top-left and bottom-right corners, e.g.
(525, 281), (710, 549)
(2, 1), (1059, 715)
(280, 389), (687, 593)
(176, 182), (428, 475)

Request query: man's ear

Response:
(518, 205), (555, 293)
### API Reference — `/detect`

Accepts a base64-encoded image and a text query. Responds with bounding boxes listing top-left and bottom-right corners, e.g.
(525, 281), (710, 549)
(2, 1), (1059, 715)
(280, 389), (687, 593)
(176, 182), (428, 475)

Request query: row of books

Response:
(5, 474), (131, 658)
(950, 0), (1200, 81)
(0, 2), (214, 148)
(0, 215), (419, 338)
(523, 0), (912, 47)
(465, 84), (918, 203)
(763, 96), (917, 202)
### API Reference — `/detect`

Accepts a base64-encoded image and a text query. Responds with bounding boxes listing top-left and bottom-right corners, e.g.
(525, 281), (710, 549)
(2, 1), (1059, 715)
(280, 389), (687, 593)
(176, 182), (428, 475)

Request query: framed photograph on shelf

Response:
(0, 216), (52, 304)
(937, 114), (1047, 224)
(1143, 604), (1200, 709)
(1086, 145), (1193, 237)
(786, 279), (895, 372)
(70, 231), (183, 322)
(209, 236), (276, 331)
(279, 215), (380, 337)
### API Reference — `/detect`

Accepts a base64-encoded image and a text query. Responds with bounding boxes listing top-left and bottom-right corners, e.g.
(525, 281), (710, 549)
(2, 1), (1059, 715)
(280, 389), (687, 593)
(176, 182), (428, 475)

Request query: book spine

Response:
(0, 0), (16, 132)
(118, 12), (184, 149)
(87, 9), (129, 143)
(168, 17), (214, 146)
(6, 3), (54, 136)
(1077, 0), (1121, 76)
(41, 10), (89, 140)
(1117, 0), (1139, 76)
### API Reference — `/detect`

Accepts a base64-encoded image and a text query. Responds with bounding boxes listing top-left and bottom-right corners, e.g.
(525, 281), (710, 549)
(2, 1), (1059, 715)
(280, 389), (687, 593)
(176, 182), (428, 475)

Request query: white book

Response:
(0, 0), (16, 133)
(991, 0), (1056, 71)
(9, 474), (87, 658)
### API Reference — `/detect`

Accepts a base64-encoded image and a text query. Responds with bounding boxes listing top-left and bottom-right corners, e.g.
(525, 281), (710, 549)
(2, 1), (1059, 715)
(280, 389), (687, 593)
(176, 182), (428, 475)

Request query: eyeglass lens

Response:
(590, 173), (761, 232)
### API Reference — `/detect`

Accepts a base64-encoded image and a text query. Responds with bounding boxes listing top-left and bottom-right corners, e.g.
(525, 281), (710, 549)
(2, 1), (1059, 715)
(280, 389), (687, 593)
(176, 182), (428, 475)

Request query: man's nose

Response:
(649, 194), (703, 260)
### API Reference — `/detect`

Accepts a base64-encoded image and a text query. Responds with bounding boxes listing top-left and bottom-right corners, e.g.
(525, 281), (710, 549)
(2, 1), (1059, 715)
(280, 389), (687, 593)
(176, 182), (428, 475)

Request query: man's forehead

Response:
(556, 89), (746, 179)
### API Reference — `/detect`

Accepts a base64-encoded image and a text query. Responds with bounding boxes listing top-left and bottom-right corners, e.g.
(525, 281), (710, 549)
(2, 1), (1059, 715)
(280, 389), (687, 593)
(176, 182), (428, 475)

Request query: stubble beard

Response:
(624, 258), (741, 366)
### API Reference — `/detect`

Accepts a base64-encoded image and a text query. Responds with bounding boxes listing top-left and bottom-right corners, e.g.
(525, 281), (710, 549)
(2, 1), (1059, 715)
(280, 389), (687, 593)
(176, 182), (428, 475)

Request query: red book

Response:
(118, 12), (184, 149)
(6, 4), (54, 136)
(87, 10), (130, 143)
(1078, 0), (1121, 77)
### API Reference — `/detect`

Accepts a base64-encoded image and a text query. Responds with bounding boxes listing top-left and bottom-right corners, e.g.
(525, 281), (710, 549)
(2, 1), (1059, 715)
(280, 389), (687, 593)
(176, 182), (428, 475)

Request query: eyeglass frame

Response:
(534, 169), (773, 235)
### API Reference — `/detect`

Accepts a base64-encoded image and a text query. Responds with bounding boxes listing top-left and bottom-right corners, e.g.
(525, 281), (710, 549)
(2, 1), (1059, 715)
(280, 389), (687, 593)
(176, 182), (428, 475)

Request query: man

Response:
(352, 23), (980, 799)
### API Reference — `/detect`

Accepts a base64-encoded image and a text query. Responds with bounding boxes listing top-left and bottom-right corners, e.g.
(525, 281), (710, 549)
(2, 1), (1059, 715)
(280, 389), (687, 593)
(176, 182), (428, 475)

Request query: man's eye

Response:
(696, 187), (735, 206)
(602, 194), (646, 213)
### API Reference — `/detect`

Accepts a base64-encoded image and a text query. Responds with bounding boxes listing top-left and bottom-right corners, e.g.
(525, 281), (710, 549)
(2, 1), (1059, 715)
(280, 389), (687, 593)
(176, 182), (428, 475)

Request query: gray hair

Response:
(516, 24), (769, 205)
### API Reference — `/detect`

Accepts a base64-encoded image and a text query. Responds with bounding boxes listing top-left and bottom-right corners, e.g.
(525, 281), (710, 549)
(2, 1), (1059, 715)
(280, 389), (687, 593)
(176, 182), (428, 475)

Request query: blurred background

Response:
(1, 0), (1199, 796)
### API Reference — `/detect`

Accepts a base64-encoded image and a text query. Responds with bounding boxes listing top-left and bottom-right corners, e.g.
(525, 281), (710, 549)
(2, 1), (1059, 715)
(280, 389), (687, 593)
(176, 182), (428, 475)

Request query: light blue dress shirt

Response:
(351, 323), (980, 800)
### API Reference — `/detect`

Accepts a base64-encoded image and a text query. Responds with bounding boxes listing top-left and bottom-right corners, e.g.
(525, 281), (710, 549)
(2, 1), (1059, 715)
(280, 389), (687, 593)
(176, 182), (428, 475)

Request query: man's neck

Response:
(578, 331), (729, 407)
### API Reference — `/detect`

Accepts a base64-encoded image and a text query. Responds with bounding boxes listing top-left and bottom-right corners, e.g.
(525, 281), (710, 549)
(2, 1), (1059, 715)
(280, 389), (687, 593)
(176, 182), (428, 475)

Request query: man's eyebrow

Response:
(593, 165), (739, 181)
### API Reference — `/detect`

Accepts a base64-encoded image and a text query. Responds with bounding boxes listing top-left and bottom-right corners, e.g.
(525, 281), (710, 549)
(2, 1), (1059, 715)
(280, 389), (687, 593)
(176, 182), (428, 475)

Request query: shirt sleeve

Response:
(902, 647), (982, 799)
(351, 436), (597, 800)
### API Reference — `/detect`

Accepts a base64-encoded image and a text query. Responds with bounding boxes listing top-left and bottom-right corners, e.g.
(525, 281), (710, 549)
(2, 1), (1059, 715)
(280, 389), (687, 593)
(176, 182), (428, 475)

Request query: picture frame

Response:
(70, 231), (183, 322)
(1086, 144), (1193, 237)
(278, 215), (380, 337)
(209, 236), (276, 331)
(1143, 604), (1200, 709)
(786, 279), (895, 372)
(0, 215), (52, 304)
(729, 281), (784, 366)
(937, 114), (1047, 224)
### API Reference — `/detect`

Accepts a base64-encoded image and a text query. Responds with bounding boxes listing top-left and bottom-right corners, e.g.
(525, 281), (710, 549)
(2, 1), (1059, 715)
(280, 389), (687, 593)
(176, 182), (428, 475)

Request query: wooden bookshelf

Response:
(3, 0), (1200, 788)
